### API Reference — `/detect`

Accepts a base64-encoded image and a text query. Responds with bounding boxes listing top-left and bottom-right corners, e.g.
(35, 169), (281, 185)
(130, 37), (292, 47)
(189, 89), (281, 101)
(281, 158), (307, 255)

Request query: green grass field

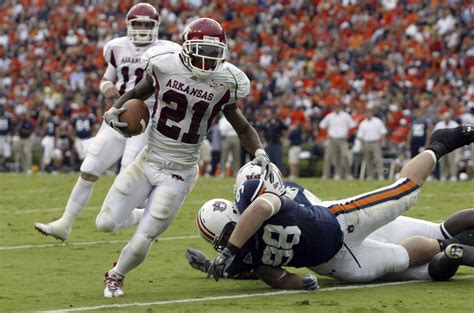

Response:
(1, 173), (473, 312)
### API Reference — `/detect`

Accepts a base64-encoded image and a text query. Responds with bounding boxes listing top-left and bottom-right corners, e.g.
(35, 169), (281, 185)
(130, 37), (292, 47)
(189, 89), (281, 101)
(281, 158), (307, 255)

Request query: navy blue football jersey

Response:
(229, 179), (343, 275)
(410, 118), (430, 142)
(73, 115), (94, 139)
(283, 181), (316, 206)
(0, 115), (12, 135)
(45, 117), (59, 137)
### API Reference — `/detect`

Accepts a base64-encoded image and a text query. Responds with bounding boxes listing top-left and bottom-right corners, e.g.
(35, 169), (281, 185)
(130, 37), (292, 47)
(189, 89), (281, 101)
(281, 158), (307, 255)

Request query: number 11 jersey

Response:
(144, 50), (250, 166)
(103, 37), (180, 97)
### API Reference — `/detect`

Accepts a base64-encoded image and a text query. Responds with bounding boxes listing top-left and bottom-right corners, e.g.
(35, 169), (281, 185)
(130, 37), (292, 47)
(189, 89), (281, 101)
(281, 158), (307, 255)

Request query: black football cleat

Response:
(428, 125), (474, 160)
(445, 244), (474, 267)
(454, 230), (474, 247)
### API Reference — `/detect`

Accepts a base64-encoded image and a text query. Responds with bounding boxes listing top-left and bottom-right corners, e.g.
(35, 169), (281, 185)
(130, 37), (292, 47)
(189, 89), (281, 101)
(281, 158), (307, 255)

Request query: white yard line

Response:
(0, 200), (206, 214)
(4, 207), (98, 214)
(37, 276), (474, 313)
(0, 235), (200, 250)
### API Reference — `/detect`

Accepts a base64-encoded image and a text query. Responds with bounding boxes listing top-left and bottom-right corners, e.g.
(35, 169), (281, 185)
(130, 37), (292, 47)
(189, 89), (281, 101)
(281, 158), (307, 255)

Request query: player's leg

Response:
(442, 208), (474, 237)
(119, 130), (147, 172)
(120, 130), (149, 218)
(95, 161), (152, 233)
(312, 239), (410, 283)
(328, 125), (474, 242)
(103, 165), (199, 297)
(400, 124), (474, 186)
(369, 210), (474, 281)
(368, 209), (474, 249)
(40, 136), (54, 171)
(428, 244), (474, 281)
(398, 236), (441, 267)
(368, 216), (443, 244)
(324, 177), (421, 243)
(34, 124), (126, 240)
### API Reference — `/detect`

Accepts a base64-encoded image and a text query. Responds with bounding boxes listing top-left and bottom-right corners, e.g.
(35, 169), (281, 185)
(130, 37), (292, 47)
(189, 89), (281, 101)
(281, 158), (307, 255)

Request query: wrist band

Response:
(255, 148), (266, 156)
(100, 80), (115, 94)
(226, 242), (241, 255)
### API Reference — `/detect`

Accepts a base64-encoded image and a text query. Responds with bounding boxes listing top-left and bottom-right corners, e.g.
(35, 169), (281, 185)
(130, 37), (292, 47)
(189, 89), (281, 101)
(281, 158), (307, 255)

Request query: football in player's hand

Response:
(119, 99), (150, 136)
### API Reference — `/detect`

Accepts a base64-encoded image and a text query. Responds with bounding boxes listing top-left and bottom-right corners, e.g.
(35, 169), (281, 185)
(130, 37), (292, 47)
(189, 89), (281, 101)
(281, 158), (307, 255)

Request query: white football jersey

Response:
(103, 37), (181, 109)
(144, 51), (250, 166)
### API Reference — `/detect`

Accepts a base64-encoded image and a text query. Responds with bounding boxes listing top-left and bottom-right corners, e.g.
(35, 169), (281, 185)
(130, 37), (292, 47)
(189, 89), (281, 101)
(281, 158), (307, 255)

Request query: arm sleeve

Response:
(101, 41), (117, 82)
(227, 66), (250, 103)
(102, 64), (117, 83)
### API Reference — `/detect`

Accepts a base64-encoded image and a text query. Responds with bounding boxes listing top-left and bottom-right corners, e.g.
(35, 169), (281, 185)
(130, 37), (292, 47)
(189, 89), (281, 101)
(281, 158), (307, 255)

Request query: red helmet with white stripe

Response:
(181, 18), (227, 80)
(126, 3), (160, 44)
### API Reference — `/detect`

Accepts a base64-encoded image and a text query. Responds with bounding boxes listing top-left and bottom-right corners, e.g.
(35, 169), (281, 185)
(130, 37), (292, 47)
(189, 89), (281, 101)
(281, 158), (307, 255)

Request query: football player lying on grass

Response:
(186, 205), (474, 287)
(185, 125), (474, 289)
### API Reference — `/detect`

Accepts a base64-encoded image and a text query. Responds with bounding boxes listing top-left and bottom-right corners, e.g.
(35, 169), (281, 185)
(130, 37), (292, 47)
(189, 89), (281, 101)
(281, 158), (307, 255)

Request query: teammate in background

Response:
(54, 120), (76, 172)
(71, 106), (96, 162)
(34, 3), (181, 241)
(196, 125), (474, 289)
(407, 108), (432, 158)
(38, 110), (59, 172)
(98, 17), (274, 298)
(0, 106), (13, 171)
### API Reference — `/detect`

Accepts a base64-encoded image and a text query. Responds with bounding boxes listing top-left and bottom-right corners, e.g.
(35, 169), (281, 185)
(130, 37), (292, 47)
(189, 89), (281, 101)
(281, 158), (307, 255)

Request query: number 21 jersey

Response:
(144, 51), (250, 166)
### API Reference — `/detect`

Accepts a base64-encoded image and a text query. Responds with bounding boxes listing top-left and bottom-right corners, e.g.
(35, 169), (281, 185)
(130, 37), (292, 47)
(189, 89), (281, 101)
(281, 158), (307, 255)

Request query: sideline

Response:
(38, 276), (474, 313)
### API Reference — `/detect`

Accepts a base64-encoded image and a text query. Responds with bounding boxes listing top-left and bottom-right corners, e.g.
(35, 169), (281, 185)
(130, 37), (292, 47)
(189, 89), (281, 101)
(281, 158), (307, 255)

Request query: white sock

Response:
(115, 209), (144, 230)
(114, 239), (151, 276)
(424, 150), (438, 165)
(59, 177), (95, 227)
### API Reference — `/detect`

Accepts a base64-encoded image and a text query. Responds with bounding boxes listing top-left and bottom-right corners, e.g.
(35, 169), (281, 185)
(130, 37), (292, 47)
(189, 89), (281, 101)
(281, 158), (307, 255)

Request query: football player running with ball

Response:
(98, 18), (273, 297)
(34, 3), (181, 241)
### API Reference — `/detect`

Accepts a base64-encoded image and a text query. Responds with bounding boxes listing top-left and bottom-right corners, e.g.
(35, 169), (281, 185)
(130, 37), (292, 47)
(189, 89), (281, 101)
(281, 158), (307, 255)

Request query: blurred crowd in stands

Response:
(0, 0), (473, 180)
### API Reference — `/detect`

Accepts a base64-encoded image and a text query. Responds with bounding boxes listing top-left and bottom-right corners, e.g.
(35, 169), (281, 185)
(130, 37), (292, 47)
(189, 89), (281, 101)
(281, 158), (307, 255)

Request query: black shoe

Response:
(445, 244), (474, 267)
(454, 230), (474, 247)
(428, 125), (474, 160)
(462, 124), (474, 142)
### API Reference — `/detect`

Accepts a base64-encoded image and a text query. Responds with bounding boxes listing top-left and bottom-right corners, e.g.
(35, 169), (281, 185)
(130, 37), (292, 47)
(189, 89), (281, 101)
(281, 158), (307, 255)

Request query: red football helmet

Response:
(181, 18), (227, 80)
(126, 3), (160, 44)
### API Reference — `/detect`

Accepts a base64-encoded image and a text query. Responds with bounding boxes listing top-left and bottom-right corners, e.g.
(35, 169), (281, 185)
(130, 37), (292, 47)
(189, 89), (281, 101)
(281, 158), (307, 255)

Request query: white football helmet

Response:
(196, 198), (239, 243)
(234, 161), (285, 196)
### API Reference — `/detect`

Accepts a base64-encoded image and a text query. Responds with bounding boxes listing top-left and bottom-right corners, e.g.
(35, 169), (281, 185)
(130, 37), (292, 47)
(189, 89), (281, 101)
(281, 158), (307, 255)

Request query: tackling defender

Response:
(188, 162), (474, 283)
(97, 18), (274, 297)
(34, 3), (181, 241)
(189, 125), (474, 288)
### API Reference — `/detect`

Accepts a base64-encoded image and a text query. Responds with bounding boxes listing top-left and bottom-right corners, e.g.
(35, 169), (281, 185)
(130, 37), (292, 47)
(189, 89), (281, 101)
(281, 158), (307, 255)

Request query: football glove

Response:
(207, 247), (235, 281)
(302, 273), (319, 291)
(251, 149), (274, 183)
(104, 107), (130, 138)
(185, 248), (211, 273)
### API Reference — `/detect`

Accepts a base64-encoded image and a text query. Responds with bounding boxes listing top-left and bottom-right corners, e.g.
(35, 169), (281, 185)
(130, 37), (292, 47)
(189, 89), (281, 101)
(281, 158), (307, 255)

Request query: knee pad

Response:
(96, 209), (117, 233)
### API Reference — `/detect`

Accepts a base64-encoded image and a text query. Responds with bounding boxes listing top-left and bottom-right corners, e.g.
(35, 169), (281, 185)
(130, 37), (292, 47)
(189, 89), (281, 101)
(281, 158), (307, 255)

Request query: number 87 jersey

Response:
(144, 50), (250, 167)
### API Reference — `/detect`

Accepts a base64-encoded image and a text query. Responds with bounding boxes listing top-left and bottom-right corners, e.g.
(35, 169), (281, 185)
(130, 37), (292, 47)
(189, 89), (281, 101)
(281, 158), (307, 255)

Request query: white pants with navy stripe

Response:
(312, 178), (422, 282)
